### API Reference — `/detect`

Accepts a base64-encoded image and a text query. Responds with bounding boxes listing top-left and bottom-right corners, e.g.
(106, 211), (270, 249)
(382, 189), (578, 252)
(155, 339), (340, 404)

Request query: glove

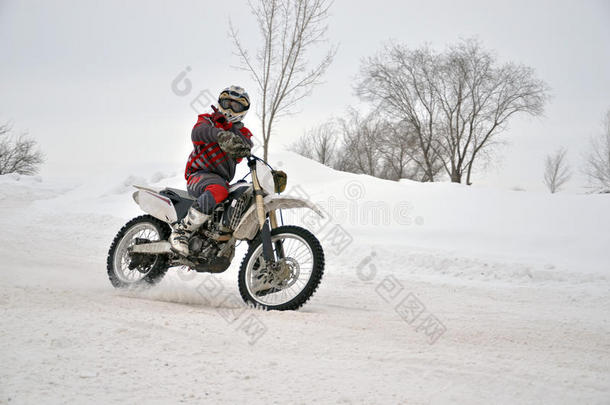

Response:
(211, 110), (227, 124)
(217, 130), (251, 159)
(272, 170), (287, 193)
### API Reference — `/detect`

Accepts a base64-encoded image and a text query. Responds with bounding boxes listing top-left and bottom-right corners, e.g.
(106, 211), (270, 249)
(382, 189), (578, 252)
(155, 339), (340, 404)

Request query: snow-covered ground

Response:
(1, 151), (609, 404)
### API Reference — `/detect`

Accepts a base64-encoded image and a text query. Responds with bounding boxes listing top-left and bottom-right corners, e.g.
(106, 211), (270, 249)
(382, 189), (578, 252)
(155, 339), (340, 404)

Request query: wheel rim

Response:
(113, 223), (161, 284)
(245, 233), (315, 306)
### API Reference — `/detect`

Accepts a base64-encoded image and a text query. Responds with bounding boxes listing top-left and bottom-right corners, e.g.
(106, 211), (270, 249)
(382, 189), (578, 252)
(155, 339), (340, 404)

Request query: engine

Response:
(184, 184), (251, 273)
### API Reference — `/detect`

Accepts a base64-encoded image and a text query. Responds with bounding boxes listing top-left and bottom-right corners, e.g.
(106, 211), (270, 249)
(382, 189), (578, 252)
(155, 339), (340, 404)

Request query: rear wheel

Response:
(106, 215), (171, 288)
(238, 225), (324, 310)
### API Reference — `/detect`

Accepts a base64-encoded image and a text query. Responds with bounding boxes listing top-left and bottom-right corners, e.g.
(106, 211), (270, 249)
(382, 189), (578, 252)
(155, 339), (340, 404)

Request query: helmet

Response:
(217, 85), (250, 123)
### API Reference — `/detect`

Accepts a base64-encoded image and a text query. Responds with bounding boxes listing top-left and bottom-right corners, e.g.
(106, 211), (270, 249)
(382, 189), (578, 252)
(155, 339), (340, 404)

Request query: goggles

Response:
(219, 92), (250, 113)
(219, 98), (248, 113)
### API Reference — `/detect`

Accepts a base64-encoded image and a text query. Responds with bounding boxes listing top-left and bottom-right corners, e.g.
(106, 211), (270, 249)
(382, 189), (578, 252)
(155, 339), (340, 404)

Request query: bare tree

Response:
(289, 134), (314, 160)
(291, 113), (434, 181)
(230, 0), (337, 160)
(584, 110), (610, 192)
(356, 46), (442, 181)
(376, 118), (441, 181)
(0, 123), (45, 176)
(290, 120), (337, 165)
(334, 109), (386, 176)
(356, 39), (549, 184)
(543, 147), (571, 193)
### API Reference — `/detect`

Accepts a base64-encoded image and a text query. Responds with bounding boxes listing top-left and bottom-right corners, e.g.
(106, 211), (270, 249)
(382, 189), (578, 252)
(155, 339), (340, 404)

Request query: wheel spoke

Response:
(112, 222), (162, 285)
(244, 232), (317, 307)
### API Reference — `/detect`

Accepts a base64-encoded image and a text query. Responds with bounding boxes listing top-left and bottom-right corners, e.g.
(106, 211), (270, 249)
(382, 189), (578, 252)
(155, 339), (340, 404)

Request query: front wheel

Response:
(106, 215), (171, 288)
(238, 225), (325, 311)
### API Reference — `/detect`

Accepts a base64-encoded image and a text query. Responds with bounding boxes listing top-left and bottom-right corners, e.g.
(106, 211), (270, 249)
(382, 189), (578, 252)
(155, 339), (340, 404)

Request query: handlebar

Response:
(246, 153), (275, 171)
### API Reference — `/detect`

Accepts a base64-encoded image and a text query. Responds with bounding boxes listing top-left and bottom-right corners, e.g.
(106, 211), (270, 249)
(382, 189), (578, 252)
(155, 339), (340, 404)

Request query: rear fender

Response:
(132, 185), (178, 224)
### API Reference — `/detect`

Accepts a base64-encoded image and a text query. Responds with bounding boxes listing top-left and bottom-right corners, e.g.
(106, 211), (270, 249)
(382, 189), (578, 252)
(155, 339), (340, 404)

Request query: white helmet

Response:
(217, 85), (250, 123)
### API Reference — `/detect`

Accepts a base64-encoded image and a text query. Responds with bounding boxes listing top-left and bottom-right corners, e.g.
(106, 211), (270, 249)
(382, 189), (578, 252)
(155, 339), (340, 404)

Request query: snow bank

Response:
(268, 150), (610, 277)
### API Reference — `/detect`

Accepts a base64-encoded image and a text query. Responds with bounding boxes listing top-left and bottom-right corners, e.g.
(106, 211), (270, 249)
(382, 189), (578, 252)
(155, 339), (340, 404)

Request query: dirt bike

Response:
(106, 154), (325, 311)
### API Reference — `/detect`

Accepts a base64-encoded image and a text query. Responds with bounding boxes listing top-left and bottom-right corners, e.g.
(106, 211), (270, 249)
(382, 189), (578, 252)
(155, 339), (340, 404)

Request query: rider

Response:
(169, 85), (254, 256)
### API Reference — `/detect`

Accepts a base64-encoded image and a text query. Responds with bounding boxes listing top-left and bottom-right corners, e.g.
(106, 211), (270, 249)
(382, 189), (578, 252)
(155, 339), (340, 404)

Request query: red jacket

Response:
(184, 111), (253, 183)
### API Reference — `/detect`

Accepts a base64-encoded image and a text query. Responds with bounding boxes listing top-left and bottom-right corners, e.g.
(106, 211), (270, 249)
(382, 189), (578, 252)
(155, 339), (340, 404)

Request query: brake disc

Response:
(276, 257), (300, 288)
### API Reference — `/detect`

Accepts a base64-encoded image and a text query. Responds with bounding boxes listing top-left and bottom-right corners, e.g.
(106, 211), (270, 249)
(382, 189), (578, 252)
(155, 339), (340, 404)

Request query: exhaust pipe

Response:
(130, 241), (172, 255)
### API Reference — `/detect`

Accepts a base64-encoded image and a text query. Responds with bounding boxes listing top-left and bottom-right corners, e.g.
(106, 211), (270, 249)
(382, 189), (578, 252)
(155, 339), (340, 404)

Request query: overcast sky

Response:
(1, 0), (609, 191)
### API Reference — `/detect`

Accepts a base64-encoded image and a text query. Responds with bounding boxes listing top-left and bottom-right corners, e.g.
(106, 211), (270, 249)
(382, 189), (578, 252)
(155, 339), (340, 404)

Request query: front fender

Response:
(233, 194), (324, 240)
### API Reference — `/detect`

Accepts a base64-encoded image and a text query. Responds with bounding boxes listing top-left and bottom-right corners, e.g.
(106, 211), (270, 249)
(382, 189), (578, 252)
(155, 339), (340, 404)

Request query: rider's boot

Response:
(169, 205), (210, 256)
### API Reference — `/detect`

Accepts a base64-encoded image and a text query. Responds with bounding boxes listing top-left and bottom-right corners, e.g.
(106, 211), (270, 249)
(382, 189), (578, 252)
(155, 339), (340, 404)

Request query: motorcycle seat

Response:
(163, 187), (195, 201)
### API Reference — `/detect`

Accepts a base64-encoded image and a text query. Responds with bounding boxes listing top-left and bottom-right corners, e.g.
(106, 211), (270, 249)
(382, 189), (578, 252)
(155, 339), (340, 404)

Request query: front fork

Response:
(248, 158), (284, 264)
(269, 210), (285, 259)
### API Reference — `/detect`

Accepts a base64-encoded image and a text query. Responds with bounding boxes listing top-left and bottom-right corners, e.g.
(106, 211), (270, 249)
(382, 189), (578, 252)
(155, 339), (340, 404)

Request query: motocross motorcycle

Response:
(106, 154), (325, 311)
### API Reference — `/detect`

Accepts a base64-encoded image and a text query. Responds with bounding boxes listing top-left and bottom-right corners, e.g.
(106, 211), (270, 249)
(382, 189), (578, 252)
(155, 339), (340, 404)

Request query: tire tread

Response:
(106, 215), (172, 288)
(238, 225), (325, 311)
